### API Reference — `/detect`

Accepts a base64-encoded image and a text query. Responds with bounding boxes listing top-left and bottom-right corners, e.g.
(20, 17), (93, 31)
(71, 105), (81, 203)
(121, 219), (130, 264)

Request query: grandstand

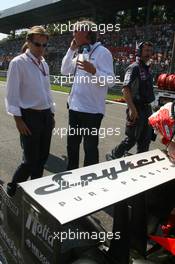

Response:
(0, 0), (173, 33)
(0, 0), (174, 80)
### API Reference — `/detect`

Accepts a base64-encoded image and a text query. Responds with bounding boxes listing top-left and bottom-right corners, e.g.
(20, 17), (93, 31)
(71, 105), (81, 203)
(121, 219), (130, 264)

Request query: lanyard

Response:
(26, 53), (47, 76)
(89, 43), (101, 58)
(73, 43), (101, 76)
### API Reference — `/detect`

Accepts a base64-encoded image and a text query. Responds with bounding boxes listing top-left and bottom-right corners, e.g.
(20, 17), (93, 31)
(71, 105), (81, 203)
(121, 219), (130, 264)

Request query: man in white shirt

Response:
(61, 20), (115, 170)
(5, 26), (55, 196)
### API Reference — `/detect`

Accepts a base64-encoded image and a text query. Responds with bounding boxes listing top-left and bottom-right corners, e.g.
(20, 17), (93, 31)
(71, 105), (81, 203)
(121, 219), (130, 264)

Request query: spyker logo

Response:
(34, 155), (165, 195)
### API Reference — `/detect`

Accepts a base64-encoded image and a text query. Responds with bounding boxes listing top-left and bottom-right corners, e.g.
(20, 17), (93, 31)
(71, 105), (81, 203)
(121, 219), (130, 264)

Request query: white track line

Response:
(0, 80), (126, 106)
(51, 89), (127, 106)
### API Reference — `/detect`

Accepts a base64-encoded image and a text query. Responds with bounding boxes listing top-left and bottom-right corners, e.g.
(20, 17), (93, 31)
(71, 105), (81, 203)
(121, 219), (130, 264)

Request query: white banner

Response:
(19, 149), (175, 224)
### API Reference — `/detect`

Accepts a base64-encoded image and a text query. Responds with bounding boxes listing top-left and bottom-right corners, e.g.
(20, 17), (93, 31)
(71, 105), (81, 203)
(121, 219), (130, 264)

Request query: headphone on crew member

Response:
(136, 41), (154, 57)
(136, 42), (146, 57)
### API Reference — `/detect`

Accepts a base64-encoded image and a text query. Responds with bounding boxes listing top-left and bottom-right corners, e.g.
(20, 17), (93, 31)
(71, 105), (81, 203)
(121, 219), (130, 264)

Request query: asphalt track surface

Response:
(0, 82), (174, 263)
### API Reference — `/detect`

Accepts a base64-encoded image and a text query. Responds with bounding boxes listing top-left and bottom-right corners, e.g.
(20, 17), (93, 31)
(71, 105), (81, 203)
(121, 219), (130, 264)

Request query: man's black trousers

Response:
(7, 108), (53, 195)
(113, 104), (152, 158)
(67, 110), (103, 170)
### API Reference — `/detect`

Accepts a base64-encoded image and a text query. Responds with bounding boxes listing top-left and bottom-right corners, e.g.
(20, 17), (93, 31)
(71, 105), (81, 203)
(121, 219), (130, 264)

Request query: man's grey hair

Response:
(74, 20), (98, 44)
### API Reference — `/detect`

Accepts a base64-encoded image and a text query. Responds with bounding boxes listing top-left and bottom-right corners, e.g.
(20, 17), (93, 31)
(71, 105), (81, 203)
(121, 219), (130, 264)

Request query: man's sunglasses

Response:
(31, 41), (48, 48)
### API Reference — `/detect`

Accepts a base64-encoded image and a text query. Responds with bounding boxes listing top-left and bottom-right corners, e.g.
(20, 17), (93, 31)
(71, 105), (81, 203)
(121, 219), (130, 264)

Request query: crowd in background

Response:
(0, 23), (174, 83)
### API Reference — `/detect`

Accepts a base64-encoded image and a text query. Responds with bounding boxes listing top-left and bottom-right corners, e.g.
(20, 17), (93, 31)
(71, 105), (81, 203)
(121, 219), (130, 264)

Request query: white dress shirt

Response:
(61, 42), (115, 115)
(5, 49), (55, 116)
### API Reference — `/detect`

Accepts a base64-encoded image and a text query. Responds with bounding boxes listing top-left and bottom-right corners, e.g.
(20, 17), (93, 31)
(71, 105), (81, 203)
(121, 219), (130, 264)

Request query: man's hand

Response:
(14, 116), (31, 136)
(129, 107), (139, 122)
(77, 60), (96, 74)
(122, 86), (139, 123)
(70, 39), (78, 51)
